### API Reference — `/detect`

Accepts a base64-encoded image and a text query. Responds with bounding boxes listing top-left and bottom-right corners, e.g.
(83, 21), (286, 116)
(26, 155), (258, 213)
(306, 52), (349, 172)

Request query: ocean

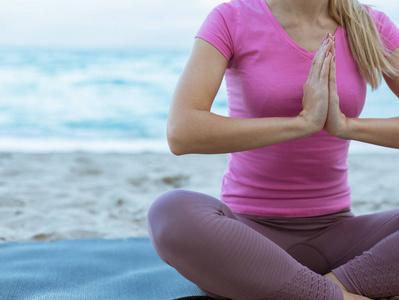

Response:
(0, 48), (398, 154)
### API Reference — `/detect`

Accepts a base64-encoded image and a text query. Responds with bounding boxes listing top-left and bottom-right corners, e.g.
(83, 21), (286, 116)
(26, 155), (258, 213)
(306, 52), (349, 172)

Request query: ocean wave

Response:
(0, 137), (170, 153)
(0, 48), (397, 153)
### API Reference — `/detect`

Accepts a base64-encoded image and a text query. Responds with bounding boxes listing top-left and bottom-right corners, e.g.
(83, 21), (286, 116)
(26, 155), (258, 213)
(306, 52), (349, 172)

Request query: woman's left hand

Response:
(324, 34), (350, 138)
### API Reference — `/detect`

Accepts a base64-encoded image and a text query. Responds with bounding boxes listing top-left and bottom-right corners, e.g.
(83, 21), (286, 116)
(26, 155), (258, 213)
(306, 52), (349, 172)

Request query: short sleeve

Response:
(195, 2), (237, 61)
(366, 6), (399, 52)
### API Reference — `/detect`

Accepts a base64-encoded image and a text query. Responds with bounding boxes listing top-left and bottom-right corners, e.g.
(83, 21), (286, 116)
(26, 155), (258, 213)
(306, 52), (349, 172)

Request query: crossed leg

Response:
(147, 190), (343, 299)
(233, 206), (399, 299)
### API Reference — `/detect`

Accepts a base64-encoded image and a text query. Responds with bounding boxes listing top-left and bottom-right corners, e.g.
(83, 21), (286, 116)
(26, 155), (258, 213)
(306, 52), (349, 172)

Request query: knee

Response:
(147, 189), (196, 230)
(147, 190), (200, 257)
(147, 189), (232, 263)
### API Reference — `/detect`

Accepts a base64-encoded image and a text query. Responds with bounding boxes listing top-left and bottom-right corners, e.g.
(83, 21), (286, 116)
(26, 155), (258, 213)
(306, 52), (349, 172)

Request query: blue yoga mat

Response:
(0, 238), (213, 300)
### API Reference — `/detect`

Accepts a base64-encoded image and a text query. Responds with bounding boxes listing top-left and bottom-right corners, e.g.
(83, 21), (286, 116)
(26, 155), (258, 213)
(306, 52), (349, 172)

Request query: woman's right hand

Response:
(298, 34), (334, 135)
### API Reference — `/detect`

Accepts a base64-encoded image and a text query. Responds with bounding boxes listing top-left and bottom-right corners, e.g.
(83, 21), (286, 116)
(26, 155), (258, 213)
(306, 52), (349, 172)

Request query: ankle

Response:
(324, 272), (348, 292)
(324, 273), (372, 300)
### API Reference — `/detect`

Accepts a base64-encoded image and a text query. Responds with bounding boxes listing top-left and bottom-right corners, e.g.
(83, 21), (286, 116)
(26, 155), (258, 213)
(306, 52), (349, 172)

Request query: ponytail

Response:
(329, 0), (399, 90)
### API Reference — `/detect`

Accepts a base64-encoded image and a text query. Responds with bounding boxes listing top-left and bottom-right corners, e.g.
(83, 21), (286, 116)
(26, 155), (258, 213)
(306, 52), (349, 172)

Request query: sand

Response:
(0, 151), (398, 243)
(1, 151), (399, 299)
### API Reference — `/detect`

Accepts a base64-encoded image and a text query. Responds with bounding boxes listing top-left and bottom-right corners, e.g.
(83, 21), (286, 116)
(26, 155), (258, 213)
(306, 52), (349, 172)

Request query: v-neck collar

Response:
(260, 0), (342, 59)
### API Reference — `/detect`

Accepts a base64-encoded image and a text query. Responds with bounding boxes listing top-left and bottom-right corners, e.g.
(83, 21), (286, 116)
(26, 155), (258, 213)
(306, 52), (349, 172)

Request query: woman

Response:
(148, 0), (399, 299)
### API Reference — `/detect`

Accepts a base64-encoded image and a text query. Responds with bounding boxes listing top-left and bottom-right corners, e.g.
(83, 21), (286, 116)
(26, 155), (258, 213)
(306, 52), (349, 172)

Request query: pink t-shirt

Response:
(196, 0), (399, 217)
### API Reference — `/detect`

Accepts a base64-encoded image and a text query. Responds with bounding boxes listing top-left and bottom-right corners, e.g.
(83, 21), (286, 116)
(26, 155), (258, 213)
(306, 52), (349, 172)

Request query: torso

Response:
(197, 0), (370, 217)
(265, 0), (340, 53)
(217, 0), (366, 217)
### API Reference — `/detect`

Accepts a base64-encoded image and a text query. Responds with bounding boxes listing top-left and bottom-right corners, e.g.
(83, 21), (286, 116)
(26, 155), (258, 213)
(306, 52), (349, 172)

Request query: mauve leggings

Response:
(147, 189), (399, 299)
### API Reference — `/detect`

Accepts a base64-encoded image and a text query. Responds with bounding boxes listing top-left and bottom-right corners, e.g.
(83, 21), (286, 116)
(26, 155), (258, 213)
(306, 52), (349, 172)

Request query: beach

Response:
(0, 151), (398, 243)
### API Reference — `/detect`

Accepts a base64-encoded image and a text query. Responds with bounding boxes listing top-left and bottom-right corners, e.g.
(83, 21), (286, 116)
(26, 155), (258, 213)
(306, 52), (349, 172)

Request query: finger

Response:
(327, 33), (336, 57)
(315, 39), (334, 80)
(332, 41), (336, 57)
(308, 33), (331, 77)
(329, 55), (338, 97)
(329, 33), (336, 57)
(309, 39), (333, 82)
(308, 37), (328, 80)
(320, 51), (332, 86)
(326, 33), (335, 58)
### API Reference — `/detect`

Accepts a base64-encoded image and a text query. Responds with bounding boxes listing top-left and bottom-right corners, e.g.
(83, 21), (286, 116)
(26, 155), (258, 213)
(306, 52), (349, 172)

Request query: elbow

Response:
(168, 140), (186, 156)
(169, 147), (186, 157)
(167, 122), (191, 156)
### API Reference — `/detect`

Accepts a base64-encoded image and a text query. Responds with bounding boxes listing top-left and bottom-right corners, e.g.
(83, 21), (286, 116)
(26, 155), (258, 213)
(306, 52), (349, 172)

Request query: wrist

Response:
(297, 111), (323, 137)
(336, 117), (354, 140)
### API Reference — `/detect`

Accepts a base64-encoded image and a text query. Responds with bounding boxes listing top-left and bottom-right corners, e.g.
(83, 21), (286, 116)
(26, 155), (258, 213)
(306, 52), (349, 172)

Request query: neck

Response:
(269, 0), (331, 23)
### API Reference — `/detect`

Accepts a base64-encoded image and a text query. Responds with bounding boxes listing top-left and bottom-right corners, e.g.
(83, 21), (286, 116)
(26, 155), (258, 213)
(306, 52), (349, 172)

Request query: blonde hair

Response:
(329, 0), (399, 90)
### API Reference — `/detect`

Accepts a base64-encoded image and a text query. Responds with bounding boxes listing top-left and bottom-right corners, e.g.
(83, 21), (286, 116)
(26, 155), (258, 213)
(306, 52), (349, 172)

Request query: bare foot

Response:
(324, 272), (373, 300)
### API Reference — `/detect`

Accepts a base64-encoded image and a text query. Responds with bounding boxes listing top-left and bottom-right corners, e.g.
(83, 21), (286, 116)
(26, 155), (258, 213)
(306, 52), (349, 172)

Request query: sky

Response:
(1, 0), (398, 50)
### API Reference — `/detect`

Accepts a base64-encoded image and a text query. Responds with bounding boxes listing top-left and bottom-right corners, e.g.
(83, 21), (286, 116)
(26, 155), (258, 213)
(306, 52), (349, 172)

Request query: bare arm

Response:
(167, 37), (334, 155)
(328, 47), (399, 149)
(344, 117), (399, 148)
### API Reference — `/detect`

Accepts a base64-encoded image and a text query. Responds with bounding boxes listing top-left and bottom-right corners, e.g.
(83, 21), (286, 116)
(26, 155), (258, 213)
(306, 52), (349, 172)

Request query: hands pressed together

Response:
(299, 32), (349, 138)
